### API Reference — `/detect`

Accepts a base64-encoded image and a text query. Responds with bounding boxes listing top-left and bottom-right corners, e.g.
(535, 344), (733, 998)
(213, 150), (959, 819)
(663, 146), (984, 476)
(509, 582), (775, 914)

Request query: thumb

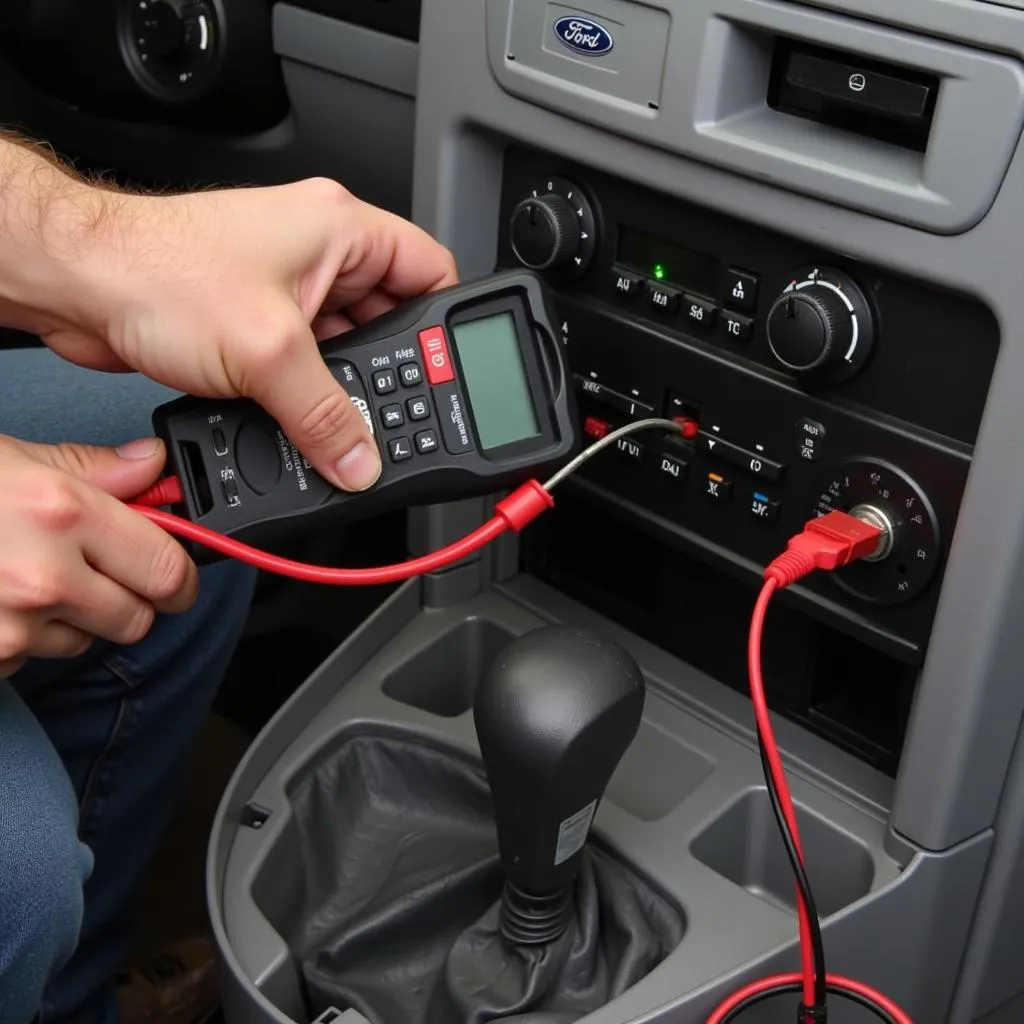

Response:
(251, 327), (382, 492)
(22, 437), (167, 499)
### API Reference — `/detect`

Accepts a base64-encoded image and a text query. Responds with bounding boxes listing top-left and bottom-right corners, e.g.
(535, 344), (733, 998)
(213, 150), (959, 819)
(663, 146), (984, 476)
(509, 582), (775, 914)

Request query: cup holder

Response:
(691, 788), (876, 917)
(381, 618), (516, 717)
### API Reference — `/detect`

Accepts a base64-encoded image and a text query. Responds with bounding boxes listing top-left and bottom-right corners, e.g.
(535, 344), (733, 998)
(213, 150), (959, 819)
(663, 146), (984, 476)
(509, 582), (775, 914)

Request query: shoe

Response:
(115, 936), (220, 1024)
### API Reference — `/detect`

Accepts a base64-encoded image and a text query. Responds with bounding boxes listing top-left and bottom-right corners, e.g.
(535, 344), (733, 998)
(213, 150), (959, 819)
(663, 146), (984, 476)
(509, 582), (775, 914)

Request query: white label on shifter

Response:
(554, 799), (597, 865)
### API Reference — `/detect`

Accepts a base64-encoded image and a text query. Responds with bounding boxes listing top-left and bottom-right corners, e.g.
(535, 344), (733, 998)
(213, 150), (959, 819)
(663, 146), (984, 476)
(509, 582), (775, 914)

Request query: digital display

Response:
(616, 225), (720, 299)
(451, 311), (541, 451)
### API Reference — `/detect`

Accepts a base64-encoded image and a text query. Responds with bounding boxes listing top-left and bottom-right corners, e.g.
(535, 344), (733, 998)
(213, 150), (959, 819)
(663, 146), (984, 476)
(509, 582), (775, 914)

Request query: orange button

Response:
(417, 326), (454, 385)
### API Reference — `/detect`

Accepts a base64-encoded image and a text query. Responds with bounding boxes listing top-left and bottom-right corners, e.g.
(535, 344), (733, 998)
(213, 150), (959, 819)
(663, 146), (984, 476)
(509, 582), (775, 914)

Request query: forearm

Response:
(0, 132), (123, 336)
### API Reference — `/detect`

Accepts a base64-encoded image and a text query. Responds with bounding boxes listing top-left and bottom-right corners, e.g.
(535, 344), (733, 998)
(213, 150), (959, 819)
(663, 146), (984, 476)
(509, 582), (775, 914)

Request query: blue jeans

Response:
(0, 350), (258, 1024)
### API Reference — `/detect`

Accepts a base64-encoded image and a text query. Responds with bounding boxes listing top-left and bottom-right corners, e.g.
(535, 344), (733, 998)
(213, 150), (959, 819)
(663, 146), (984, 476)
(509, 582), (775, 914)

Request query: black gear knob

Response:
(473, 625), (645, 944)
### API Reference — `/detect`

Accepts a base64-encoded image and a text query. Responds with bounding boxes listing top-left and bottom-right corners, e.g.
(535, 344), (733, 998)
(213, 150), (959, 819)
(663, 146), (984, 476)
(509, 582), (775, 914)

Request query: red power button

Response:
(417, 325), (455, 385)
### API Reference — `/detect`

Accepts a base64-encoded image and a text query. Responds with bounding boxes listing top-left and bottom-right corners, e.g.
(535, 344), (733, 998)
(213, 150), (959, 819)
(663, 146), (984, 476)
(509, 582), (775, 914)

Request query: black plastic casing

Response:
(151, 269), (579, 563)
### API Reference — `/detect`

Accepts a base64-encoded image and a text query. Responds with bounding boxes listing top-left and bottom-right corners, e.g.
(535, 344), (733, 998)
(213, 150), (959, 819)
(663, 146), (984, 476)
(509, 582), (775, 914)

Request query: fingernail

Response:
(335, 442), (381, 491)
(116, 437), (162, 460)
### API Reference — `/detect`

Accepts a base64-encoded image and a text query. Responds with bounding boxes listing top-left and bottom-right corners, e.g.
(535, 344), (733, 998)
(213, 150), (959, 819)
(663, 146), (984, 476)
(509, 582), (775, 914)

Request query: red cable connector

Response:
(765, 510), (883, 588)
(133, 475), (185, 508)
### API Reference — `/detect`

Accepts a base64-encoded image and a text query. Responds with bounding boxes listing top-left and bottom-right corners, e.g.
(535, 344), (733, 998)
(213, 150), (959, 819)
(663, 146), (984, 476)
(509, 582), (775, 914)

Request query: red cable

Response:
(127, 477), (553, 585)
(705, 973), (914, 1024)
(706, 511), (913, 1024)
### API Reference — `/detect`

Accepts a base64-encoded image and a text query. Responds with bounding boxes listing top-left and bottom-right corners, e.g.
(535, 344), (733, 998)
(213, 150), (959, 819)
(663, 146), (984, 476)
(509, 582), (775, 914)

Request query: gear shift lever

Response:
(473, 625), (646, 945)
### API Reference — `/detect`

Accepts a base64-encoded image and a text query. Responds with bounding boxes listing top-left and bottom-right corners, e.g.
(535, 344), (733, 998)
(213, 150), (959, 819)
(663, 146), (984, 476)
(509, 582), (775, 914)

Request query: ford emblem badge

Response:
(553, 16), (615, 57)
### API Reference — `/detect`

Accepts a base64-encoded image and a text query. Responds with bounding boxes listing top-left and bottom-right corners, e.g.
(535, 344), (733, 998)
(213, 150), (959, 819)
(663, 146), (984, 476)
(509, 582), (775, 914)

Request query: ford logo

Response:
(553, 16), (614, 57)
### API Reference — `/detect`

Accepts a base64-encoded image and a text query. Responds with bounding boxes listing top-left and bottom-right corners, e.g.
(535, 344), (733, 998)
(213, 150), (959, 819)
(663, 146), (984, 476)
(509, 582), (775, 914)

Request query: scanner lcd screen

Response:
(451, 311), (541, 450)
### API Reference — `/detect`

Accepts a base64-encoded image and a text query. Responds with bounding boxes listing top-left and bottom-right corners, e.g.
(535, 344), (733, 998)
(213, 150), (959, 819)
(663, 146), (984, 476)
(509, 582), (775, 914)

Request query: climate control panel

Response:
(495, 145), (999, 659)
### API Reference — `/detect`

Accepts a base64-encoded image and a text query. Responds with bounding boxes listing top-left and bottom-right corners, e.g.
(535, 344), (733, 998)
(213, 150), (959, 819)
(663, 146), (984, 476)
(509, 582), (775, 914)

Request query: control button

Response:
(417, 325), (455, 385)
(380, 404), (405, 429)
(647, 282), (680, 316)
(725, 269), (759, 312)
(212, 428), (228, 456)
(720, 312), (753, 344)
(784, 49), (932, 124)
(222, 474), (240, 507)
(415, 429), (439, 454)
(407, 396), (431, 421)
(699, 432), (785, 484)
(798, 417), (826, 462)
(399, 362), (423, 387)
(705, 472), (732, 502)
(749, 490), (780, 523)
(683, 296), (717, 331)
(657, 452), (688, 484)
(616, 437), (644, 463)
(611, 269), (642, 301)
(373, 369), (397, 395)
(584, 416), (611, 440)
(573, 375), (654, 417)
(433, 383), (476, 454)
(388, 436), (413, 463)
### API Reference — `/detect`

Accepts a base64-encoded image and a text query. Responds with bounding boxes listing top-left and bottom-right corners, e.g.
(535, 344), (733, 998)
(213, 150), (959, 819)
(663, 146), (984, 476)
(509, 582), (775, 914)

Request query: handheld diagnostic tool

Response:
(151, 269), (579, 562)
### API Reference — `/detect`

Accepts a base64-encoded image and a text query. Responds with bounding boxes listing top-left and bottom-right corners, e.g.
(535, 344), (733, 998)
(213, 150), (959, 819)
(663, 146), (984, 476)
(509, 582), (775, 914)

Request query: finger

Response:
(311, 311), (355, 343)
(248, 321), (382, 492)
(0, 658), (26, 678)
(20, 437), (167, 500)
(80, 496), (199, 615)
(324, 202), (458, 310)
(343, 288), (400, 326)
(24, 621), (94, 660)
(50, 553), (160, 643)
(38, 330), (136, 373)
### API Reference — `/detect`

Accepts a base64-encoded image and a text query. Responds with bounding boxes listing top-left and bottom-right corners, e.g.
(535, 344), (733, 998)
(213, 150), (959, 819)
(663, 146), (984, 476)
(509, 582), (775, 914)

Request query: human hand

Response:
(0, 435), (198, 678)
(40, 178), (459, 492)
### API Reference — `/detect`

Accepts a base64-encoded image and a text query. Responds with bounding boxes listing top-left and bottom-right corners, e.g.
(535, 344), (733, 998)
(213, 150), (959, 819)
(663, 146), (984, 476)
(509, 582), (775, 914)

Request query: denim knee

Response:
(0, 681), (93, 1024)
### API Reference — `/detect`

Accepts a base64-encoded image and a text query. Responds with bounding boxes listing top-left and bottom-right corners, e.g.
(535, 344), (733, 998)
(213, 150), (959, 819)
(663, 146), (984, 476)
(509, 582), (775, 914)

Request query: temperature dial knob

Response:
(766, 267), (874, 381)
(120, 0), (220, 102)
(509, 177), (597, 279)
(811, 458), (940, 604)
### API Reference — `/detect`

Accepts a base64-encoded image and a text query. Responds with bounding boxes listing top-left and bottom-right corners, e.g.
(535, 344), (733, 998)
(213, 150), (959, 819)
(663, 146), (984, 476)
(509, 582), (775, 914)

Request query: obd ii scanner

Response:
(151, 269), (579, 563)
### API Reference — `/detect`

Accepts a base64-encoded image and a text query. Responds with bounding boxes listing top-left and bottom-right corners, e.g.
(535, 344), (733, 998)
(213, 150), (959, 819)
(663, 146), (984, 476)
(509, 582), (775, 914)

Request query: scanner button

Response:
(415, 429), (439, 454)
(381, 404), (405, 429)
(373, 369), (396, 395)
(407, 396), (430, 421)
(388, 436), (413, 463)
(222, 475), (240, 507)
(399, 362), (423, 387)
(212, 428), (228, 456)
(418, 325), (455, 385)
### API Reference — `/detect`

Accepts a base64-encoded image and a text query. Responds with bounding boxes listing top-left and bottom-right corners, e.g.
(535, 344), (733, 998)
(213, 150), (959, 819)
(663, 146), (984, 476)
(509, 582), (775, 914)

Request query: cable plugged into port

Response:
(764, 510), (886, 588)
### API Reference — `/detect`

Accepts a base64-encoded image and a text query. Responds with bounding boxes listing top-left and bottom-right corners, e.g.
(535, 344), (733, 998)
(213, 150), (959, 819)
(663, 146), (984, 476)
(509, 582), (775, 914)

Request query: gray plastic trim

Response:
(411, 0), (1024, 854)
(485, 0), (1024, 233)
(208, 586), (993, 1024)
(273, 5), (419, 97)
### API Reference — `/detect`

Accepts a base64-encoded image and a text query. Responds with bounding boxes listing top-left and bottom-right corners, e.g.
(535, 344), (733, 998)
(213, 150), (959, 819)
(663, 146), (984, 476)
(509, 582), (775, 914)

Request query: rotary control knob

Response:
(120, 0), (220, 102)
(766, 267), (874, 381)
(508, 177), (597, 279)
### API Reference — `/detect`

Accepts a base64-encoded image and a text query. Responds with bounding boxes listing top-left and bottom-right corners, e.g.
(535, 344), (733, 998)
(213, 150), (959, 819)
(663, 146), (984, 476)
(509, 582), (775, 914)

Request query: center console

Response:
(208, 2), (1024, 1023)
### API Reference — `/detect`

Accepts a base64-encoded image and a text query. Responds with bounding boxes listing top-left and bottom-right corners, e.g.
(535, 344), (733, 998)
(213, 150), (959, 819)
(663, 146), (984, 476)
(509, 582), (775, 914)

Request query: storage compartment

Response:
(381, 618), (516, 716)
(522, 490), (918, 774)
(691, 788), (876, 917)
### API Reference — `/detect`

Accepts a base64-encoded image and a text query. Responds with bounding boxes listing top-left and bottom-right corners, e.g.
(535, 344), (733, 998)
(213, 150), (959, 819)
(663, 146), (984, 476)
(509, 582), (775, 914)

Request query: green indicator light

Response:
(653, 264), (667, 280)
